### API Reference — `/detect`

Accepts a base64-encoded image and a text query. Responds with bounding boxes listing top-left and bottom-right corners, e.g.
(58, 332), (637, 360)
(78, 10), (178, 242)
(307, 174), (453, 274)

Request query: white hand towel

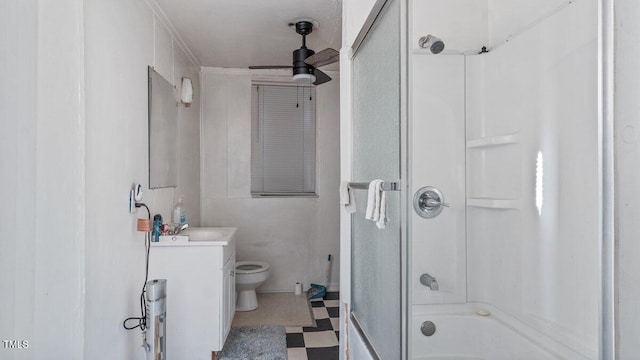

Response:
(376, 186), (387, 229)
(339, 182), (356, 214)
(365, 179), (382, 220)
(365, 179), (387, 228)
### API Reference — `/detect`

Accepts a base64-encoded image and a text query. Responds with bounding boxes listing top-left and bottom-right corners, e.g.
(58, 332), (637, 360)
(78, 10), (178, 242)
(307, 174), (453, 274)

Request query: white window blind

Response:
(251, 84), (316, 195)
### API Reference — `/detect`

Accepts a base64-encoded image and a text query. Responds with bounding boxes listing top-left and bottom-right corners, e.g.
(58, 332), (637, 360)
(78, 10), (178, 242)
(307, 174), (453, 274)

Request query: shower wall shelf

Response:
(467, 198), (520, 209)
(466, 133), (520, 148)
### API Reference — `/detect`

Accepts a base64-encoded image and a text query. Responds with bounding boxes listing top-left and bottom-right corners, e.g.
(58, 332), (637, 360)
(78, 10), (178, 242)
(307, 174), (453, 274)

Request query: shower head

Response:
(418, 35), (445, 54)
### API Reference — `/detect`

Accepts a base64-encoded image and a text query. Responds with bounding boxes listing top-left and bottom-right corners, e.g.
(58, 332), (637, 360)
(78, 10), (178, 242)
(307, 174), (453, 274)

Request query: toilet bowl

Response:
(235, 261), (271, 311)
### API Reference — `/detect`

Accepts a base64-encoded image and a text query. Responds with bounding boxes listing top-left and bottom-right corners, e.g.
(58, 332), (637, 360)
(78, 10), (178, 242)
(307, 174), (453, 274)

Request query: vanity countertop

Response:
(151, 227), (237, 247)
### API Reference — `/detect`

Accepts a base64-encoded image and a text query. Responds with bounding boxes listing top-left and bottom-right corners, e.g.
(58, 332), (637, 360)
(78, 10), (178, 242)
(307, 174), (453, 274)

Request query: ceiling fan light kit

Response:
(293, 73), (316, 84)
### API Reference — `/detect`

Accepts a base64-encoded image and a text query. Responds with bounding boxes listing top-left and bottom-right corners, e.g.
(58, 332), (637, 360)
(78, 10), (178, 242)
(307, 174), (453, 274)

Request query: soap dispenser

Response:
(172, 195), (186, 225)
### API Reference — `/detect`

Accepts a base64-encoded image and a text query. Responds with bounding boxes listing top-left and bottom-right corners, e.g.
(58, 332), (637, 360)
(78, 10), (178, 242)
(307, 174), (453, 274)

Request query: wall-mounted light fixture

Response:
(180, 77), (193, 107)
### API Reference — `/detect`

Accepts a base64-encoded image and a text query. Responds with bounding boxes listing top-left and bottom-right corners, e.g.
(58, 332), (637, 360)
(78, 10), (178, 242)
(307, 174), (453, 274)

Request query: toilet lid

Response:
(235, 261), (270, 274)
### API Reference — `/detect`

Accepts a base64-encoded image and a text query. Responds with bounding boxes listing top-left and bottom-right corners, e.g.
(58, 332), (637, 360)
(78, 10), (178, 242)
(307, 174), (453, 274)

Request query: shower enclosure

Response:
(342, 0), (611, 359)
(347, 0), (406, 358)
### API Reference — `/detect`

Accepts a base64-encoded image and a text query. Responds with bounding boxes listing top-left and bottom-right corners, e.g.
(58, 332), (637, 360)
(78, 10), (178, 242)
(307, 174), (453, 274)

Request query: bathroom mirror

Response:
(148, 66), (178, 189)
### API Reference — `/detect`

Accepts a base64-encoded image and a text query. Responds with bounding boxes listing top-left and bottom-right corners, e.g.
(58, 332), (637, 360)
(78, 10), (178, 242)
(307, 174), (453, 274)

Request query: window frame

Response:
(250, 81), (318, 197)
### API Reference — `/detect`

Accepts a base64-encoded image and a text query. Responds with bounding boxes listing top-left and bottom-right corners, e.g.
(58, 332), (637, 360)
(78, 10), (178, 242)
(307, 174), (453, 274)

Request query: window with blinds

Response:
(251, 84), (316, 195)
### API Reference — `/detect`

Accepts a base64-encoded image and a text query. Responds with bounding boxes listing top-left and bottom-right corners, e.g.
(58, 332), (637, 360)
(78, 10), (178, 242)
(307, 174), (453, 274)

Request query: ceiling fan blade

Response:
(248, 65), (293, 69)
(313, 69), (332, 85)
(304, 48), (339, 68)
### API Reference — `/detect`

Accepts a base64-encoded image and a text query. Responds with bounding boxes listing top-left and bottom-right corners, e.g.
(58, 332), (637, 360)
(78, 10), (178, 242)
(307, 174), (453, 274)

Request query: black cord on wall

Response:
(123, 203), (151, 331)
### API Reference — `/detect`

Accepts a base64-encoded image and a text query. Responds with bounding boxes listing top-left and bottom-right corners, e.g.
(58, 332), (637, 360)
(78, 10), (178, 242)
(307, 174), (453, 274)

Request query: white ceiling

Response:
(154, 0), (343, 69)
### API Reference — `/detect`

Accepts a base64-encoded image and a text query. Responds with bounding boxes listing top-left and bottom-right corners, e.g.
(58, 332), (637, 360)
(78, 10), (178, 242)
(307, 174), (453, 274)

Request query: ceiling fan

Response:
(249, 20), (339, 85)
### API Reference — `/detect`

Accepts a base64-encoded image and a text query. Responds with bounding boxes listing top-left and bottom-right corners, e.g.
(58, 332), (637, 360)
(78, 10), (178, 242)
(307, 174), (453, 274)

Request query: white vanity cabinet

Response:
(222, 253), (236, 338)
(148, 227), (237, 360)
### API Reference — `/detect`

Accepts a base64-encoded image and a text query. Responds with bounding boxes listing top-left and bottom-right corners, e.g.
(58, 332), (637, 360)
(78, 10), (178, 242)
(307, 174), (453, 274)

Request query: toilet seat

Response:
(236, 261), (270, 274)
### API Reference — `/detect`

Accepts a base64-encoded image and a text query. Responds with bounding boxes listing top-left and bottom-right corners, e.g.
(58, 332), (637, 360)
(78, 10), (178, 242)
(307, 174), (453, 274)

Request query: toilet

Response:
(235, 261), (271, 311)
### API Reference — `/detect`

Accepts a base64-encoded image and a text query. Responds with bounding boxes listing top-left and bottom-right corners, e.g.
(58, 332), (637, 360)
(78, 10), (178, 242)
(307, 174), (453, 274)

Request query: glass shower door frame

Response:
(346, 0), (409, 358)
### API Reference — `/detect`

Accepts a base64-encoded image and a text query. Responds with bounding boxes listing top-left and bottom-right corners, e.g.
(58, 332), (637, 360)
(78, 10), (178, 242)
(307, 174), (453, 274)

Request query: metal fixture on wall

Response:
(418, 34), (445, 54)
(420, 321), (437, 336)
(413, 186), (448, 219)
(420, 273), (439, 291)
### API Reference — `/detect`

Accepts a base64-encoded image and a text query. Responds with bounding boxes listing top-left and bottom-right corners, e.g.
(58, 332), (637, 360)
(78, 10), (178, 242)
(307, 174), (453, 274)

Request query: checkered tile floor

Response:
(286, 292), (340, 360)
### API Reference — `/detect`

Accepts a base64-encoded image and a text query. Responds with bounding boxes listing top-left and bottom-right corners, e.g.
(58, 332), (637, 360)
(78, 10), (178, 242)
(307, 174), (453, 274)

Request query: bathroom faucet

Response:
(173, 223), (189, 235)
(420, 273), (439, 291)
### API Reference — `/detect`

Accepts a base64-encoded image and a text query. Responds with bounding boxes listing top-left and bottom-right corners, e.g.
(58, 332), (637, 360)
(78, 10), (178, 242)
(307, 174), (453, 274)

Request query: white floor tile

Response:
(330, 317), (340, 331)
(287, 347), (308, 360)
(323, 300), (340, 307)
(286, 326), (303, 333)
(312, 307), (329, 319)
(303, 330), (340, 348)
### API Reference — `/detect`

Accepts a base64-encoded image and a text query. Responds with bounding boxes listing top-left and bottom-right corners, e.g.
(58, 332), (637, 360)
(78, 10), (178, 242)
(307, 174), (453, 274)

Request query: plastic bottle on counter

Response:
(172, 195), (186, 224)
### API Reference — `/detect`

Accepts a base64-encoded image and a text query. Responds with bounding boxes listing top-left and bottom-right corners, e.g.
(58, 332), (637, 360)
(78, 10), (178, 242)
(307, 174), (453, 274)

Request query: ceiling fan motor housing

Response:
(293, 47), (315, 76)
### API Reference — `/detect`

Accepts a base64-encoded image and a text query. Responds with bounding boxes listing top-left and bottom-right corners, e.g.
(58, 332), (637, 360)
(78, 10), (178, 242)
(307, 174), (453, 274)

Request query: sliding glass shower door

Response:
(351, 0), (403, 358)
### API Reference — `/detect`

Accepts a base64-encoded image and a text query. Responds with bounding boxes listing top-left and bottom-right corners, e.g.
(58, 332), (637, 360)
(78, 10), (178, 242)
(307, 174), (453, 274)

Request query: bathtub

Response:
(411, 304), (589, 360)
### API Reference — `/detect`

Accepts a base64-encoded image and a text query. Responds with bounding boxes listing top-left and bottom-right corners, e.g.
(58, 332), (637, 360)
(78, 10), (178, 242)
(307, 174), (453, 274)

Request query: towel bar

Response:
(348, 182), (401, 191)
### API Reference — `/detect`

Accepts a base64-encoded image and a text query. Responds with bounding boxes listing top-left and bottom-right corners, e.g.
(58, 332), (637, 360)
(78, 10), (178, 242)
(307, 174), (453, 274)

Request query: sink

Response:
(154, 227), (237, 247)
(182, 227), (235, 242)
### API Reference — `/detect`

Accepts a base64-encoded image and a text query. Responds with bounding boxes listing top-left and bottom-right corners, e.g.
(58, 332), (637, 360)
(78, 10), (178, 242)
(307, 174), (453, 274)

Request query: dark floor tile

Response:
(303, 318), (333, 332)
(286, 333), (305, 348)
(307, 345), (339, 360)
(326, 306), (340, 318)
(311, 300), (325, 308)
(324, 292), (340, 300)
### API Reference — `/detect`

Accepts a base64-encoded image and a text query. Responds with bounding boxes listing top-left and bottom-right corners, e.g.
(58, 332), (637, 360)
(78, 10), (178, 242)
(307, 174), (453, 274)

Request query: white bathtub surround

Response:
(466, 1), (598, 356)
(410, 53), (467, 305)
(411, 304), (587, 359)
(408, 0), (599, 358)
(199, 68), (341, 292)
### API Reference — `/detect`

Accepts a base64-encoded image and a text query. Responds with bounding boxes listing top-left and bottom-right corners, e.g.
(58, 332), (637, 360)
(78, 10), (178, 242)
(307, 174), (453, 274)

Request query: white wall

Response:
(200, 68), (341, 292)
(615, 0), (640, 357)
(465, 0), (598, 357)
(342, 0), (378, 47)
(83, 0), (200, 358)
(0, 0), (86, 359)
(488, 0), (568, 47)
